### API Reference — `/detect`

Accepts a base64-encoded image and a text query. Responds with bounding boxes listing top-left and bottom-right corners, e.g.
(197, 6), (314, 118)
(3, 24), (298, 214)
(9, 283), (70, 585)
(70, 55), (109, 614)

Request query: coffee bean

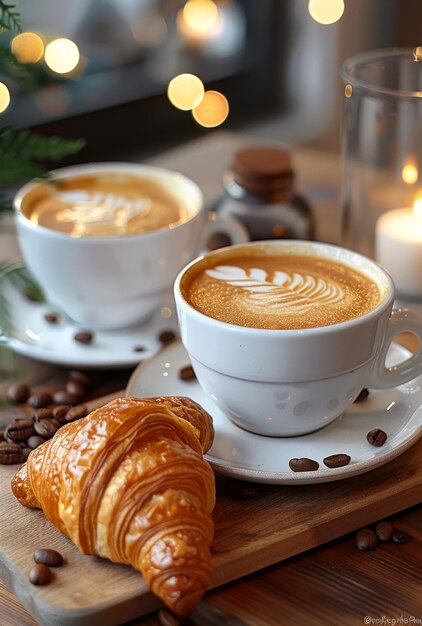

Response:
(206, 232), (232, 251)
(323, 454), (351, 469)
(5, 419), (34, 442)
(355, 528), (378, 551)
(27, 435), (47, 450)
(33, 408), (53, 421)
(367, 428), (387, 447)
(65, 380), (86, 398)
(0, 443), (23, 464)
(34, 419), (58, 439)
(33, 548), (63, 567)
(0, 430), (4, 443)
(53, 390), (78, 406)
(52, 405), (71, 423)
(179, 365), (196, 381)
(68, 370), (92, 387)
(133, 345), (146, 352)
(7, 383), (30, 404)
(28, 392), (52, 409)
(375, 521), (394, 542)
(74, 331), (94, 344)
(158, 609), (185, 626)
(392, 530), (408, 545)
(226, 479), (259, 500)
(65, 404), (88, 422)
(28, 564), (52, 585)
(22, 448), (31, 460)
(354, 388), (369, 403)
(44, 313), (59, 324)
(289, 457), (319, 472)
(159, 330), (176, 345)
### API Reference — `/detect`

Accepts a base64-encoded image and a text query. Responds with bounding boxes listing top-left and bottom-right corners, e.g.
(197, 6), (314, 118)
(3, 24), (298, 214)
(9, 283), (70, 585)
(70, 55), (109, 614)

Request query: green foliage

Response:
(0, 1), (21, 33)
(0, 45), (36, 88)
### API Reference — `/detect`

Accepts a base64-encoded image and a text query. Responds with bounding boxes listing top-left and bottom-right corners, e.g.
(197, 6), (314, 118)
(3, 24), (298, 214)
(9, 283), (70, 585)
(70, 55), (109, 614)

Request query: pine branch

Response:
(0, 45), (36, 88)
(0, 1), (21, 33)
(0, 128), (86, 161)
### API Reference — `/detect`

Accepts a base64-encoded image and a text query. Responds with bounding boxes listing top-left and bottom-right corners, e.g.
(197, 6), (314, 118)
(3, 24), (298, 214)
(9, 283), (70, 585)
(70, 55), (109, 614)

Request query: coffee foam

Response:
(22, 172), (194, 237)
(183, 250), (382, 330)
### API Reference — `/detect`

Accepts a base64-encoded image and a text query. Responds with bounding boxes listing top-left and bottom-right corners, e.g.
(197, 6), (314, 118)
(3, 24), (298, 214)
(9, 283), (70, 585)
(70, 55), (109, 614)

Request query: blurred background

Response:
(1, 0), (422, 161)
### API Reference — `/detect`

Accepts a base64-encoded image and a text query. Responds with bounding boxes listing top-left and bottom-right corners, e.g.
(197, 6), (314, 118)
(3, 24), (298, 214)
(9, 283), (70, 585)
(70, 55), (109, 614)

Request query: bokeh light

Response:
(167, 73), (205, 111)
(0, 82), (11, 113)
(344, 84), (353, 98)
(11, 32), (44, 64)
(131, 12), (167, 48)
(44, 38), (80, 74)
(308, 0), (344, 24)
(192, 90), (229, 127)
(413, 46), (422, 62)
(402, 163), (418, 185)
(413, 197), (422, 216)
(182, 0), (219, 34)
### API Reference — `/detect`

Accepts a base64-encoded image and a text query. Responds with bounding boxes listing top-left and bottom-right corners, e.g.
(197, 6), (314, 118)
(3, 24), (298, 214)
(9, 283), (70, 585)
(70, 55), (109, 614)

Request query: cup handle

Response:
(199, 211), (249, 251)
(367, 307), (422, 389)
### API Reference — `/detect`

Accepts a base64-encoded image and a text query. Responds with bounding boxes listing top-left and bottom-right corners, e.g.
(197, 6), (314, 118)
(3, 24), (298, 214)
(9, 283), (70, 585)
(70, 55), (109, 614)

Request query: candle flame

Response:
(413, 197), (422, 217)
(402, 163), (418, 184)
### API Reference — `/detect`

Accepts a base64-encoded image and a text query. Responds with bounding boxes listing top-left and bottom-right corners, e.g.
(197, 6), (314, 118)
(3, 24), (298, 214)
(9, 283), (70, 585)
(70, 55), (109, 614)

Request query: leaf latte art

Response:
(183, 253), (381, 329)
(205, 265), (345, 313)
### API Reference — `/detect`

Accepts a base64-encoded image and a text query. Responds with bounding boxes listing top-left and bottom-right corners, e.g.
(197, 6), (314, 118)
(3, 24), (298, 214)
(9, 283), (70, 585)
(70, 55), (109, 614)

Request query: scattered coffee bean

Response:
(68, 370), (92, 387)
(44, 313), (59, 324)
(28, 564), (52, 586)
(179, 365), (196, 381)
(65, 404), (88, 422)
(159, 330), (176, 345)
(0, 430), (4, 443)
(7, 383), (30, 404)
(33, 548), (63, 567)
(34, 419), (58, 439)
(158, 608), (185, 626)
(354, 388), (369, 403)
(28, 392), (52, 409)
(289, 457), (319, 472)
(323, 454), (351, 469)
(74, 331), (94, 344)
(4, 432), (15, 444)
(5, 419), (34, 442)
(367, 428), (387, 447)
(27, 435), (47, 450)
(206, 232), (232, 251)
(52, 405), (71, 423)
(33, 408), (53, 421)
(133, 345), (146, 353)
(226, 479), (259, 500)
(22, 448), (31, 460)
(375, 521), (394, 542)
(355, 528), (378, 551)
(65, 380), (86, 398)
(53, 390), (78, 406)
(0, 442), (24, 464)
(392, 530), (408, 545)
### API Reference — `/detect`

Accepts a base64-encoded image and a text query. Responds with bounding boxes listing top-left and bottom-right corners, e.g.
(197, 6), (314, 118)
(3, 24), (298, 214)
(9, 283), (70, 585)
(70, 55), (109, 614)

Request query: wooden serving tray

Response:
(0, 417), (421, 626)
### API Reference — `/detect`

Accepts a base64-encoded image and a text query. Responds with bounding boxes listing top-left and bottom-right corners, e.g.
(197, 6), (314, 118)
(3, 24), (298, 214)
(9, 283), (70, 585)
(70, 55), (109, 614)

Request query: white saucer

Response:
(0, 262), (179, 369)
(126, 340), (422, 484)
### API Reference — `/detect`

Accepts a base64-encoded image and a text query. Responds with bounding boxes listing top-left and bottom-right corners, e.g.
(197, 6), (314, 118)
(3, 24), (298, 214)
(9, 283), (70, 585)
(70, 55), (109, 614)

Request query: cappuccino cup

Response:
(14, 163), (247, 330)
(174, 240), (422, 436)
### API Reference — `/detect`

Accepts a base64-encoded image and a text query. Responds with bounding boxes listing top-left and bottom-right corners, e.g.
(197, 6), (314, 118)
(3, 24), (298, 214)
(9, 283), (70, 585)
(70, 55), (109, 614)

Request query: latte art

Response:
(183, 252), (381, 330)
(206, 265), (344, 313)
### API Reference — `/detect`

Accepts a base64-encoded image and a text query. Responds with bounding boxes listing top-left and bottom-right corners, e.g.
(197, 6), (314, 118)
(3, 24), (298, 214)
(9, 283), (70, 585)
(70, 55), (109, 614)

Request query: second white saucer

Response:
(127, 340), (422, 484)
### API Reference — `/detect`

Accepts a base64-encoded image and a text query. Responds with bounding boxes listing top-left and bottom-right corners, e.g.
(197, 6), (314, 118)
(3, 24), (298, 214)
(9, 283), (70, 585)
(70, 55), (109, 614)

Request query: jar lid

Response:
(232, 146), (294, 193)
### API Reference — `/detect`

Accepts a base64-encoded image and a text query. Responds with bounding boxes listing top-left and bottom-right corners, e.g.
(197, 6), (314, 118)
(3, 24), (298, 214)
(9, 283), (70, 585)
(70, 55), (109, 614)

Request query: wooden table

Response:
(1, 133), (421, 625)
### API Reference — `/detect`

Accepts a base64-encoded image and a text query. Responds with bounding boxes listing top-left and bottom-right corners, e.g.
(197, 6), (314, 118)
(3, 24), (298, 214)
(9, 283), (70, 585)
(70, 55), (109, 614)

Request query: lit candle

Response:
(375, 198), (422, 297)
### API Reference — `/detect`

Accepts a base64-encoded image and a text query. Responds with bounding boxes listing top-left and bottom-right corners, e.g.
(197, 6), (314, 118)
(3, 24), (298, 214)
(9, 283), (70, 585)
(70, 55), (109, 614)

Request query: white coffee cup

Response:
(14, 162), (248, 330)
(174, 240), (422, 437)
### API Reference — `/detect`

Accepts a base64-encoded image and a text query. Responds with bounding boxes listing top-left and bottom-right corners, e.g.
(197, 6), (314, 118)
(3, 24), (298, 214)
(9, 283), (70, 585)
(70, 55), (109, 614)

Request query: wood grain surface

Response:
(0, 401), (421, 626)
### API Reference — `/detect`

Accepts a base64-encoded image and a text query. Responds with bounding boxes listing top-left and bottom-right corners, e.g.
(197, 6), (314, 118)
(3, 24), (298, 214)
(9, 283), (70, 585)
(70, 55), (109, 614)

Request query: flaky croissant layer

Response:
(12, 396), (216, 616)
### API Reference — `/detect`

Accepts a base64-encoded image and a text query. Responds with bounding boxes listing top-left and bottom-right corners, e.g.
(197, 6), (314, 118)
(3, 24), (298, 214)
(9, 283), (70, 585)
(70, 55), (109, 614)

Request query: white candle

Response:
(375, 204), (422, 297)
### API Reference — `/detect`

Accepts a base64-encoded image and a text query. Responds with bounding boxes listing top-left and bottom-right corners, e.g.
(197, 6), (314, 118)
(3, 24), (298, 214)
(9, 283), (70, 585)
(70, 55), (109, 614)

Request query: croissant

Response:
(11, 396), (216, 616)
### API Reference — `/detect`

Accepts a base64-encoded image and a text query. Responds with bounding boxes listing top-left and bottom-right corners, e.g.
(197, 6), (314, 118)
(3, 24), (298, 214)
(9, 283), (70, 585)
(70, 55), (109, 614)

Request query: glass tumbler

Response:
(341, 48), (422, 300)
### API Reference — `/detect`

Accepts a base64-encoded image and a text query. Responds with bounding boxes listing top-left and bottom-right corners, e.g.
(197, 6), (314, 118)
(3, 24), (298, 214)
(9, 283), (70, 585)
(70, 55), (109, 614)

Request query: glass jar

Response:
(341, 48), (422, 300)
(215, 146), (314, 241)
